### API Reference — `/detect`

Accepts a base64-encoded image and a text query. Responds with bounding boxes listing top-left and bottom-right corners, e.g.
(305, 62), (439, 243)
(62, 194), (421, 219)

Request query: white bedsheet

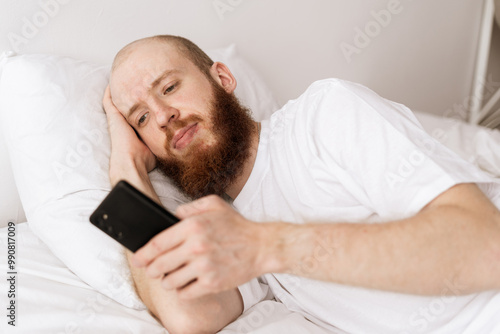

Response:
(0, 223), (334, 334)
(413, 111), (500, 180)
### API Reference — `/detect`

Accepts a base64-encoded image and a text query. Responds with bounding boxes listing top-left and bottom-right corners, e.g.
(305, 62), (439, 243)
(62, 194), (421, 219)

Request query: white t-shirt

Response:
(234, 79), (500, 334)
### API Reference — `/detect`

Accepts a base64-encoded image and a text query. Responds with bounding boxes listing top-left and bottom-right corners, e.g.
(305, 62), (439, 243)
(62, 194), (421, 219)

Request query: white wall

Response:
(0, 0), (485, 117)
(485, 22), (500, 106)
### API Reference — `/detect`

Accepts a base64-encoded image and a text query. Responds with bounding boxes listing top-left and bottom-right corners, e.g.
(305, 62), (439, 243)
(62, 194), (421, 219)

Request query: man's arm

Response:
(134, 182), (500, 299)
(103, 86), (243, 333)
(126, 249), (241, 334)
(271, 182), (500, 295)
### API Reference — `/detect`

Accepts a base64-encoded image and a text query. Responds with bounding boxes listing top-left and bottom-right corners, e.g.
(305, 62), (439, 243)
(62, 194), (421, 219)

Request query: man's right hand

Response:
(102, 85), (156, 185)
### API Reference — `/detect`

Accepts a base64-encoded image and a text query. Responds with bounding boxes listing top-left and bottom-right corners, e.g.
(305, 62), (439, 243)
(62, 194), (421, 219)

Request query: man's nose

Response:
(154, 103), (179, 130)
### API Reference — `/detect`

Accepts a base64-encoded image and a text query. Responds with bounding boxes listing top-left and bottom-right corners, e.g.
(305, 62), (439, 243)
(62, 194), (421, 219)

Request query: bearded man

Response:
(104, 35), (500, 334)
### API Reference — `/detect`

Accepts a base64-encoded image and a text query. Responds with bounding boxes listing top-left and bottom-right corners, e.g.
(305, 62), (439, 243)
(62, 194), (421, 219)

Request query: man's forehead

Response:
(120, 42), (182, 74)
(113, 40), (187, 79)
(116, 39), (178, 68)
(110, 43), (188, 110)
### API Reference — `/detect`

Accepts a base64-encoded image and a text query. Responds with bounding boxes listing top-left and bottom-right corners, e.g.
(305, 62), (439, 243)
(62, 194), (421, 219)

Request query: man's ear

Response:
(209, 62), (237, 94)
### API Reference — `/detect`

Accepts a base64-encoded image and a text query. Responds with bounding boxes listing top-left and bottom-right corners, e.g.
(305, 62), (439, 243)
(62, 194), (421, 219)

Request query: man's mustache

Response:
(163, 115), (204, 150)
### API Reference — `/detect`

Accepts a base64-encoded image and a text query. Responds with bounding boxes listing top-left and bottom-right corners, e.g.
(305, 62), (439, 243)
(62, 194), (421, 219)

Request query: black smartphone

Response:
(89, 180), (179, 252)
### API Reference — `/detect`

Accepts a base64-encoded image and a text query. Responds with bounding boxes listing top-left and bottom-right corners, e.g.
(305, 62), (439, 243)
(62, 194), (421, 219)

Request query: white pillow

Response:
(0, 45), (279, 309)
(0, 52), (27, 227)
(0, 45), (280, 229)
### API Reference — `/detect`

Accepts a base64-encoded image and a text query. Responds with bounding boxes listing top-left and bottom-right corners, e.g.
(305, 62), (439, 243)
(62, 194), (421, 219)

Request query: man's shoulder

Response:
(273, 78), (380, 122)
(300, 78), (370, 98)
(289, 78), (416, 124)
(279, 78), (380, 114)
(269, 77), (418, 141)
(267, 79), (362, 145)
(269, 77), (421, 149)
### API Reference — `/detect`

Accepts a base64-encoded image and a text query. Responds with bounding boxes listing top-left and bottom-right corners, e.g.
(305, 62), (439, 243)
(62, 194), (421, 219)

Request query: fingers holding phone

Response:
(133, 195), (266, 299)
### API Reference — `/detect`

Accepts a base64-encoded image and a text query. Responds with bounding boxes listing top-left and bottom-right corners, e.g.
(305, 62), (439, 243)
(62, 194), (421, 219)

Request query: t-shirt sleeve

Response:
(297, 79), (499, 219)
(237, 277), (273, 313)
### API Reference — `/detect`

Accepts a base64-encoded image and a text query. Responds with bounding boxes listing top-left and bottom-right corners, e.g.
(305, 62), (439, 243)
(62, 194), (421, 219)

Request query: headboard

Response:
(0, 0), (487, 226)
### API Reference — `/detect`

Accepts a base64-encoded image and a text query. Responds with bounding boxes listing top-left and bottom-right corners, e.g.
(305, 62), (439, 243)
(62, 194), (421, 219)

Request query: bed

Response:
(1, 1), (500, 333)
(2, 100), (500, 334)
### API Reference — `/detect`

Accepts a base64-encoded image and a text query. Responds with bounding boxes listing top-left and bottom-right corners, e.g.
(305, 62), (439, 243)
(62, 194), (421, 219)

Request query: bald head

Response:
(111, 35), (214, 79)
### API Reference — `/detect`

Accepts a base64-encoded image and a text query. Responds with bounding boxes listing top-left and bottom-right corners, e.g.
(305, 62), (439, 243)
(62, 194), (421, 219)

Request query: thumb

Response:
(176, 195), (228, 219)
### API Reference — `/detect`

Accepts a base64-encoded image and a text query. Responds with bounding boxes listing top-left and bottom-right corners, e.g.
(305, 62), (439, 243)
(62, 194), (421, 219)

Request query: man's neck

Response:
(225, 121), (261, 200)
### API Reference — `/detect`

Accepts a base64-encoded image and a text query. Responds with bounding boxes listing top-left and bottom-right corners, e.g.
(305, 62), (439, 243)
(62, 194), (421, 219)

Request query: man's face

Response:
(109, 41), (255, 199)
(110, 41), (220, 160)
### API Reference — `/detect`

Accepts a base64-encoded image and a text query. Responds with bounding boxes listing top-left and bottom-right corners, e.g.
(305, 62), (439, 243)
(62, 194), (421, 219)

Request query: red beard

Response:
(156, 81), (255, 199)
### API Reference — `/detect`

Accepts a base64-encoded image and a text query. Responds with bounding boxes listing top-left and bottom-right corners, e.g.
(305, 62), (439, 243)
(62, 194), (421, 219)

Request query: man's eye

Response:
(138, 112), (149, 126)
(163, 84), (175, 95)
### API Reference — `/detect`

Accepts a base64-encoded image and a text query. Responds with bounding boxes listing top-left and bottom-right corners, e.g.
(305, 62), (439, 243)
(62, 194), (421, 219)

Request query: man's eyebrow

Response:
(150, 69), (178, 89)
(125, 69), (179, 120)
